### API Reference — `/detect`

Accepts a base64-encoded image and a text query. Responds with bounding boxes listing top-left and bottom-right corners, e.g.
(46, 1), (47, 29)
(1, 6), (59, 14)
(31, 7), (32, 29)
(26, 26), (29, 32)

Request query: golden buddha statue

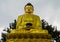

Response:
(6, 3), (52, 42)
(16, 3), (42, 30)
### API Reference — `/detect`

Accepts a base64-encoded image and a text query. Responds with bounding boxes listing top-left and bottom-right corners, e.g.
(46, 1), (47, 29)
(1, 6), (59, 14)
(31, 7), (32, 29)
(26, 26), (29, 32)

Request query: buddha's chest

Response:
(22, 15), (34, 22)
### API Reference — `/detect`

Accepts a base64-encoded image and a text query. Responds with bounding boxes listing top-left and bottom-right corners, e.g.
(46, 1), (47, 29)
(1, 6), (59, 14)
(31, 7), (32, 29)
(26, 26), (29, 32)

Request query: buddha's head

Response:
(24, 3), (34, 13)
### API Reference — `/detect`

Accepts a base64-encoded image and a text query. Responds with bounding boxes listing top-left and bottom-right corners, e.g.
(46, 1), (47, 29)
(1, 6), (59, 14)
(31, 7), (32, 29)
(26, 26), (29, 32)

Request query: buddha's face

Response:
(24, 5), (34, 13)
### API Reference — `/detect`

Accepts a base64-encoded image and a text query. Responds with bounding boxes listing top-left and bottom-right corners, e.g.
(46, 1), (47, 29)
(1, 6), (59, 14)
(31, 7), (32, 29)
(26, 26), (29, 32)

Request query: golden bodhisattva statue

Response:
(6, 3), (52, 42)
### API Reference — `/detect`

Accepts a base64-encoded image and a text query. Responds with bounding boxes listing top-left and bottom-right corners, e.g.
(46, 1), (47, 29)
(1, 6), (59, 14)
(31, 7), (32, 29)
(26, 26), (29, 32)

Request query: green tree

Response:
(41, 19), (60, 42)
(9, 19), (16, 29)
(1, 19), (16, 42)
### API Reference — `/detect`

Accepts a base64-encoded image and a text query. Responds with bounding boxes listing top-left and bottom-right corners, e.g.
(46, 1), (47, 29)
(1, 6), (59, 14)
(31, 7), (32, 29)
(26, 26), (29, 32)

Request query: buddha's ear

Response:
(33, 8), (34, 11)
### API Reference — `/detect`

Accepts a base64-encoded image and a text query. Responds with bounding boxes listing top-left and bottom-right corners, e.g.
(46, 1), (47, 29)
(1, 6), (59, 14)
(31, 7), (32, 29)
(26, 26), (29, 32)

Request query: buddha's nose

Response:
(28, 9), (30, 11)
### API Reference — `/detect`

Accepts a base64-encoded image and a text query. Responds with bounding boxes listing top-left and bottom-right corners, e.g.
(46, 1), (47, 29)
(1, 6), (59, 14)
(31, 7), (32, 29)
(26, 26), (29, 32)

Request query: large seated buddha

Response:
(6, 3), (52, 42)
(16, 3), (42, 30)
(15, 3), (48, 33)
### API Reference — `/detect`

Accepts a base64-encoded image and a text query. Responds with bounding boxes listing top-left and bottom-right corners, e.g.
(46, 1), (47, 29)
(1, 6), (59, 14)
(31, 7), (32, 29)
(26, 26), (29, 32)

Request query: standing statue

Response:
(16, 3), (42, 30)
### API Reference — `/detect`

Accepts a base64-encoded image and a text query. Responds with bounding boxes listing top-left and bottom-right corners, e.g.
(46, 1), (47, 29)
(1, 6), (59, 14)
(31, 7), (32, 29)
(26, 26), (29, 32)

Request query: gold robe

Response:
(16, 14), (42, 29)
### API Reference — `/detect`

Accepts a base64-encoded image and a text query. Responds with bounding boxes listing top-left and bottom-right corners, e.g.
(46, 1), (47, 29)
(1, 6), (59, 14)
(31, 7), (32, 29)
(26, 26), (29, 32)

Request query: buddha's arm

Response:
(36, 16), (42, 29)
(16, 15), (22, 29)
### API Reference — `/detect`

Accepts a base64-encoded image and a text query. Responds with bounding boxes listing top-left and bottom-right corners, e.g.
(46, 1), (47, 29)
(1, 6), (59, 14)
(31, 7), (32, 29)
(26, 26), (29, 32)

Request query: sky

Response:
(0, 0), (60, 39)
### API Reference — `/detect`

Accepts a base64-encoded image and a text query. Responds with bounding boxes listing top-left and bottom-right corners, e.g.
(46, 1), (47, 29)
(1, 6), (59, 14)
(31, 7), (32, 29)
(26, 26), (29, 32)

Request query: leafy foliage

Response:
(42, 19), (60, 42)
(9, 19), (16, 29)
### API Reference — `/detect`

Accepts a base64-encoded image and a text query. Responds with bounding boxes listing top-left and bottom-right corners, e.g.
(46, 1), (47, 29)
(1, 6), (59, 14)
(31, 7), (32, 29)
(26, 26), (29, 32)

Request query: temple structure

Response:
(6, 3), (52, 42)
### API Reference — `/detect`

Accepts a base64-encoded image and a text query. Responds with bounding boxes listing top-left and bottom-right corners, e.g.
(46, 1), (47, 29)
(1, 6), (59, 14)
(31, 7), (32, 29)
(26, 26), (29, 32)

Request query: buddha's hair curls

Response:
(24, 3), (34, 8)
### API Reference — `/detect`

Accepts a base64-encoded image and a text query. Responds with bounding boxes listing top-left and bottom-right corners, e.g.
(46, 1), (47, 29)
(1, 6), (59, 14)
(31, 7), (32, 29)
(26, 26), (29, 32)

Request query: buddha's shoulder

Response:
(33, 14), (40, 18)
(18, 14), (40, 18)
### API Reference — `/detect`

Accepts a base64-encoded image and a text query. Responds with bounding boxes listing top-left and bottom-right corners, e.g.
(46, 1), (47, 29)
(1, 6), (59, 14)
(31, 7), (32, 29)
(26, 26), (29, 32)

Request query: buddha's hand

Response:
(22, 26), (34, 30)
